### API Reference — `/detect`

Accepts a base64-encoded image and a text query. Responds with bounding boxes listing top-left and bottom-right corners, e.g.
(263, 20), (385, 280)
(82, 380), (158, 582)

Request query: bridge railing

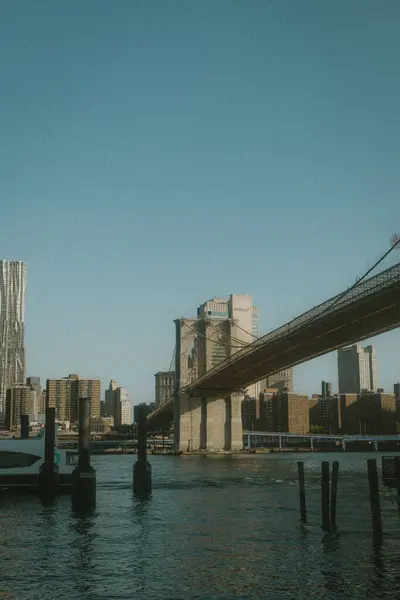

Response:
(245, 431), (400, 442)
(185, 262), (400, 390)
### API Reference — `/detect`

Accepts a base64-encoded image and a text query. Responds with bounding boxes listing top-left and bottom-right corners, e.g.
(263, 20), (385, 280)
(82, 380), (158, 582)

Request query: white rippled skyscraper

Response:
(0, 260), (26, 419)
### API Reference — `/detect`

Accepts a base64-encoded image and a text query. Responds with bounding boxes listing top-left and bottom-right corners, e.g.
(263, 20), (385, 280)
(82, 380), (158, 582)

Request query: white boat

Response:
(0, 429), (78, 489)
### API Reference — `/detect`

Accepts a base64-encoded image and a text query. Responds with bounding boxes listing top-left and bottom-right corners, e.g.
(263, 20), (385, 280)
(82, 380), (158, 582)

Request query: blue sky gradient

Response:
(1, 1), (399, 404)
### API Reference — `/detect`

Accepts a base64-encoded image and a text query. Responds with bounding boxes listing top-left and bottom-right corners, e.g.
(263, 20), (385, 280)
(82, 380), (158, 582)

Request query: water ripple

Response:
(1, 452), (400, 599)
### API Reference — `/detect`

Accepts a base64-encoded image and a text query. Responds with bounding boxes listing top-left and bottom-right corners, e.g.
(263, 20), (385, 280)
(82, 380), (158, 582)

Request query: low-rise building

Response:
(259, 391), (309, 434)
(90, 416), (114, 434)
(357, 391), (396, 434)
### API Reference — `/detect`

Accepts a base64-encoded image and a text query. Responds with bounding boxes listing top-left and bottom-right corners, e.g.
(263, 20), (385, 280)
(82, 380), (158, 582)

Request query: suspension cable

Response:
(168, 345), (176, 373)
(303, 236), (400, 326)
(183, 322), (246, 349)
(233, 322), (259, 340)
(206, 319), (248, 346)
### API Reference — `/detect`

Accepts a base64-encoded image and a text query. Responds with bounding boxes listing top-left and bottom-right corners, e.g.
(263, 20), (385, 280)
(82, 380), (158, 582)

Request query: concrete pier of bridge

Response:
(177, 393), (243, 452)
(173, 317), (245, 452)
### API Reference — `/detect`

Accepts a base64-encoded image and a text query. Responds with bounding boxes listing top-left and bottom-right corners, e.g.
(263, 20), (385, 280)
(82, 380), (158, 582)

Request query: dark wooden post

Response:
(39, 407), (59, 494)
(367, 458), (382, 545)
(133, 405), (152, 497)
(330, 461), (339, 528)
(20, 414), (30, 439)
(321, 461), (330, 530)
(395, 457), (400, 509)
(72, 398), (96, 511)
(297, 461), (307, 522)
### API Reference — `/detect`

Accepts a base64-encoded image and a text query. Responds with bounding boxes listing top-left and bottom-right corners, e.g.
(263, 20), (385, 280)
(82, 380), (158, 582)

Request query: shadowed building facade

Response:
(5, 383), (34, 430)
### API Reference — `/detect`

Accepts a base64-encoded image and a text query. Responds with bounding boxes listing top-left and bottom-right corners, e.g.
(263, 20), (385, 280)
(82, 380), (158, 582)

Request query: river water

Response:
(1, 452), (400, 600)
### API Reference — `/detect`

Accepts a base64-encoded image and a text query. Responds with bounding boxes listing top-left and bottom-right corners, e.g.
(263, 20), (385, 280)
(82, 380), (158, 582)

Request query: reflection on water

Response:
(70, 516), (95, 598)
(1, 452), (400, 599)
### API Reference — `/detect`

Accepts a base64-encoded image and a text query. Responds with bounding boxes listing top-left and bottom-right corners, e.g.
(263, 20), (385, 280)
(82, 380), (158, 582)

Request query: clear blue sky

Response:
(1, 1), (399, 404)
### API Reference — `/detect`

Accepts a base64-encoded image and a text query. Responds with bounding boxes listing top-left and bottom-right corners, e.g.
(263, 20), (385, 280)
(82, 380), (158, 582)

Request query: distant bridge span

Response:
(149, 262), (400, 448)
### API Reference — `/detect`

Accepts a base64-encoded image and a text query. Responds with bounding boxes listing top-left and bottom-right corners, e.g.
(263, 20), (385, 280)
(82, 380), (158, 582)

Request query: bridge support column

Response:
(205, 393), (243, 451)
(230, 393), (243, 451)
(224, 397), (231, 450)
(206, 397), (226, 451)
(176, 394), (203, 452)
(200, 397), (207, 450)
(175, 393), (243, 452)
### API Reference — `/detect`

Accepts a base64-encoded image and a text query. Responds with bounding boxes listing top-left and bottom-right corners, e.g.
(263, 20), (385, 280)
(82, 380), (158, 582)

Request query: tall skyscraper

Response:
(338, 344), (377, 394)
(105, 380), (118, 415)
(121, 397), (131, 425)
(0, 260), (26, 419)
(197, 294), (259, 347)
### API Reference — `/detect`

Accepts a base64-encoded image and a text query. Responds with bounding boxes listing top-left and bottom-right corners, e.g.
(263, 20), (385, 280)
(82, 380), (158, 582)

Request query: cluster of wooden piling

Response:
(297, 457), (398, 544)
(70, 401), (152, 506)
(14, 399), (152, 508)
(297, 460), (339, 530)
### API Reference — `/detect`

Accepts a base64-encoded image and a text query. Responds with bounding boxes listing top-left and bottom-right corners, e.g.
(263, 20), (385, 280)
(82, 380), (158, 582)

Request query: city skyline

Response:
(12, 257), (399, 405)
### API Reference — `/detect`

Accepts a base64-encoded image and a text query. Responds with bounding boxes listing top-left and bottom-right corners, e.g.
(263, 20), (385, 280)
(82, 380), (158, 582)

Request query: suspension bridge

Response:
(149, 246), (400, 452)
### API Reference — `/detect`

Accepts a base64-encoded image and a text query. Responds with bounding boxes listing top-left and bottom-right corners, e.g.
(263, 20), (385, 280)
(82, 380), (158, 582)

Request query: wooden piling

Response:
(367, 458), (382, 545)
(38, 407), (59, 495)
(395, 457), (400, 509)
(72, 397), (96, 511)
(330, 461), (339, 529)
(321, 461), (330, 530)
(133, 405), (152, 497)
(297, 461), (307, 522)
(20, 414), (30, 440)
